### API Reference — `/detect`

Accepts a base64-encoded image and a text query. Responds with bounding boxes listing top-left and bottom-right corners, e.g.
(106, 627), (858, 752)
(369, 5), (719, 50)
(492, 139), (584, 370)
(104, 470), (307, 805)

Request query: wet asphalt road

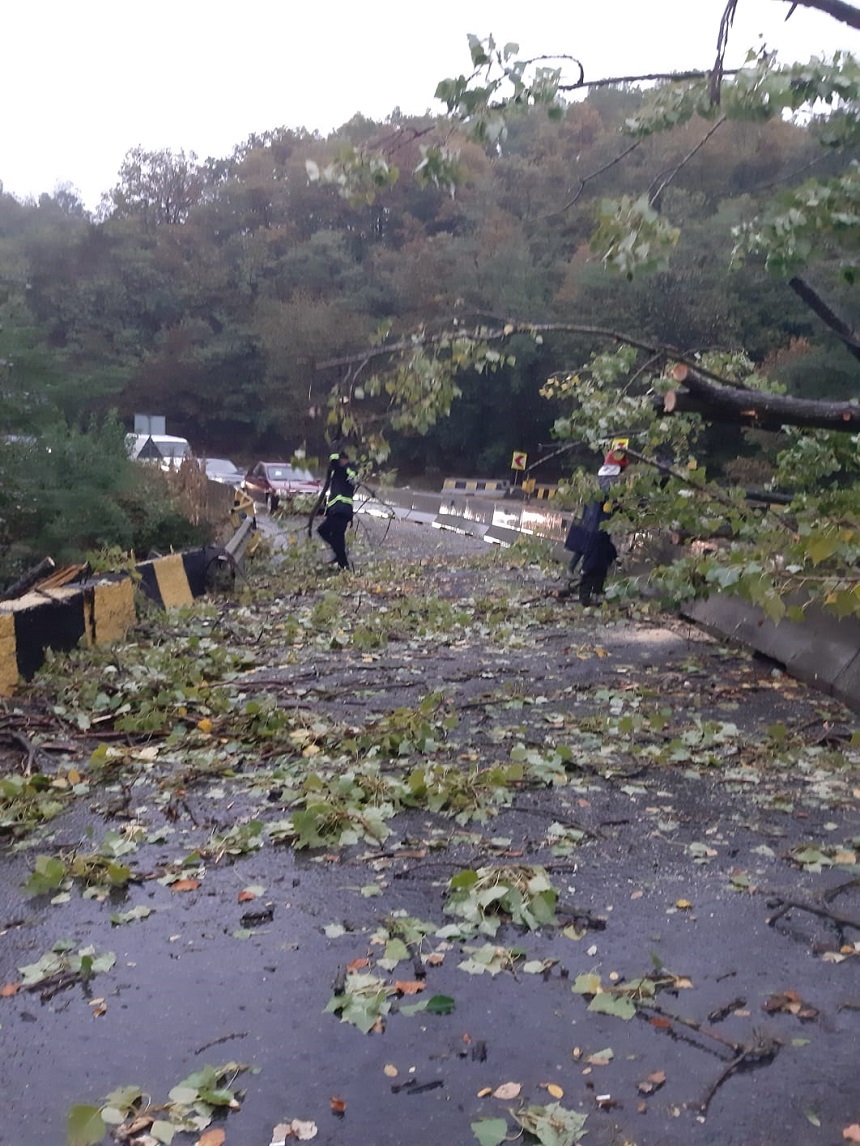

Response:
(0, 516), (858, 1146)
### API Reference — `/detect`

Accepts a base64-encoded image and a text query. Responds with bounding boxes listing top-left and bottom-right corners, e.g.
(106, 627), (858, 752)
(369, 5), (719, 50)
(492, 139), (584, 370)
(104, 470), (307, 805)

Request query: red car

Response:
(242, 461), (322, 511)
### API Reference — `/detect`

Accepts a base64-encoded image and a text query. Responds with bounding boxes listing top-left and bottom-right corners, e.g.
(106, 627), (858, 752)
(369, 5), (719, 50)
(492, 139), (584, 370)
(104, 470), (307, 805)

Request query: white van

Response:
(126, 433), (191, 471)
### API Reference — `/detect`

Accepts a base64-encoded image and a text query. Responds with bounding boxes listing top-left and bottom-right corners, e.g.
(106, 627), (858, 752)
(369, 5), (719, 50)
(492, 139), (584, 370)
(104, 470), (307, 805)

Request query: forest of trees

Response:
(1, 79), (853, 477)
(1, 0), (858, 616)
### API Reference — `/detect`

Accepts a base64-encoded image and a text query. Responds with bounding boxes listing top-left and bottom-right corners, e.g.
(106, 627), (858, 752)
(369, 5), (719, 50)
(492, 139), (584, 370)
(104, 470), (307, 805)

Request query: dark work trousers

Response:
(565, 500), (609, 575)
(579, 530), (618, 605)
(318, 513), (351, 568)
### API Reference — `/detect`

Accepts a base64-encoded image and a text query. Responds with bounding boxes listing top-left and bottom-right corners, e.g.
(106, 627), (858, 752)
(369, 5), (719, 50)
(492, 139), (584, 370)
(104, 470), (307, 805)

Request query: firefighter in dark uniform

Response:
(564, 443), (627, 604)
(316, 449), (358, 570)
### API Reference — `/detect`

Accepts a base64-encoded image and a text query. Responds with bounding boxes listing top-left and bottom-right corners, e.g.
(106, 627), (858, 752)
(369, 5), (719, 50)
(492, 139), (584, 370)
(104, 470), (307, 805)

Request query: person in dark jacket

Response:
(578, 528), (618, 606)
(316, 450), (358, 570)
(564, 498), (609, 577)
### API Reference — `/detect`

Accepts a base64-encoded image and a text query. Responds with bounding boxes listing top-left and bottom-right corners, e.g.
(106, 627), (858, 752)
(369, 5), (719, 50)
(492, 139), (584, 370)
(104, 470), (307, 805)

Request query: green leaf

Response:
(110, 906), (152, 926)
(24, 854), (67, 895)
(101, 1085), (143, 1115)
(425, 994), (456, 1014)
(378, 937), (410, 970)
(587, 993), (637, 1020)
(571, 972), (602, 995)
(167, 1084), (199, 1105)
(198, 1086), (235, 1106)
(472, 1117), (510, 1146)
(450, 868), (479, 889)
(67, 1104), (106, 1146)
(514, 1101), (588, 1146)
(399, 999), (429, 1016)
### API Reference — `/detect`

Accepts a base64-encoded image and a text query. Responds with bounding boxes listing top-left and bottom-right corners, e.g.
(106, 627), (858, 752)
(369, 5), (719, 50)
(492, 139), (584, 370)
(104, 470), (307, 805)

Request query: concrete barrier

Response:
(683, 594), (860, 712)
(0, 549), (208, 693)
(0, 576), (138, 691)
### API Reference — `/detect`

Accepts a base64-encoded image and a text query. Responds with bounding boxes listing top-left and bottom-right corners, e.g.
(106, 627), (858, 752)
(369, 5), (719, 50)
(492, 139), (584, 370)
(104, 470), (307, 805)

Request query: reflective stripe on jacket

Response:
(326, 464), (357, 515)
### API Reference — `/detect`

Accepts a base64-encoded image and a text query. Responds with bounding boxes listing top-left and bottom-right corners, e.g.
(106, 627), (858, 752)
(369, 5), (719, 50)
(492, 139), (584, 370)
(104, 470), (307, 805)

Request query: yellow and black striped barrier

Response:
(521, 479), (558, 501)
(442, 477), (511, 497)
(0, 550), (209, 694)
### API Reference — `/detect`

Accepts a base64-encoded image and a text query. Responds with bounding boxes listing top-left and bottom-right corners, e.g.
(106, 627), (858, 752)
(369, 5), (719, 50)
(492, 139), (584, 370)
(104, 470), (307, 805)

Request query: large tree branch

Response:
(779, 0), (860, 29)
(788, 276), (860, 364)
(316, 318), (859, 432)
(666, 362), (860, 430)
(558, 69), (739, 92)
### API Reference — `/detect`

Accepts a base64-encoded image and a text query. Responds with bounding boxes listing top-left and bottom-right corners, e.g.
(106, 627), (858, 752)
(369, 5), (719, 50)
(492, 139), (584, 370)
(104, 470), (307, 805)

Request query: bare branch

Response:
(778, 0), (860, 29)
(788, 276), (860, 364)
(712, 1), (741, 105)
(649, 115), (728, 205)
(558, 68), (739, 92)
(548, 140), (642, 216)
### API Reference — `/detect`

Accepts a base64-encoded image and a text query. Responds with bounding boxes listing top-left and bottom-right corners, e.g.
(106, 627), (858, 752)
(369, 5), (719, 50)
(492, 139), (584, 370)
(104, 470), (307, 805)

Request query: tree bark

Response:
(781, 0), (860, 30)
(662, 364), (860, 431)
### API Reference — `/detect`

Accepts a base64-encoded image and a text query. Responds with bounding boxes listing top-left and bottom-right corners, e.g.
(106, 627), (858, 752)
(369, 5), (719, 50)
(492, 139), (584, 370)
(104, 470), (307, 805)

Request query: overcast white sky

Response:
(2, 0), (857, 210)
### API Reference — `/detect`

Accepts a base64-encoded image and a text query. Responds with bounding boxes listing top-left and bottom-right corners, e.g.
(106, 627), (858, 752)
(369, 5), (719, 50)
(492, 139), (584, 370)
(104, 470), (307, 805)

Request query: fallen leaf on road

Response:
(844, 1125), (860, 1142)
(330, 1097), (346, 1114)
(196, 1129), (225, 1146)
(170, 878), (200, 893)
(675, 899), (693, 910)
(763, 990), (818, 1021)
(637, 1071), (667, 1095)
(492, 1082), (521, 1100)
(0, 982), (21, 997)
(384, 1064), (398, 1078)
(542, 1083), (564, 1098)
(346, 958), (369, 972)
(395, 980), (425, 995)
(290, 1121), (318, 1140)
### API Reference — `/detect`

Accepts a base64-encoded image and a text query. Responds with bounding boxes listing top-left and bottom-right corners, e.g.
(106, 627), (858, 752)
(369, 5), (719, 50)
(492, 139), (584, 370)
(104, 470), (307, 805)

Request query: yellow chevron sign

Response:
(511, 451), (527, 471)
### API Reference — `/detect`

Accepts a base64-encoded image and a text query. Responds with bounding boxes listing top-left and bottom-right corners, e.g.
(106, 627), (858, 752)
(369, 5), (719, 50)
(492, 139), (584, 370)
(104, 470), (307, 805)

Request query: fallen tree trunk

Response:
(659, 363), (860, 432)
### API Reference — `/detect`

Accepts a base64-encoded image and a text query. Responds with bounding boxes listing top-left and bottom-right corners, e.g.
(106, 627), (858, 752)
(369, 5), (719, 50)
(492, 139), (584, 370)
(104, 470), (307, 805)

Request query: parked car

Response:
(203, 457), (245, 487)
(126, 433), (191, 471)
(242, 461), (322, 511)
